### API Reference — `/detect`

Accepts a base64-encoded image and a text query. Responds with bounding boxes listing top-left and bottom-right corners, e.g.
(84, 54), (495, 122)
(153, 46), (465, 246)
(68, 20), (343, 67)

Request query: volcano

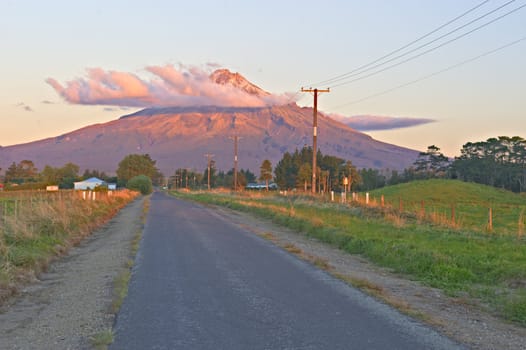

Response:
(0, 70), (418, 175)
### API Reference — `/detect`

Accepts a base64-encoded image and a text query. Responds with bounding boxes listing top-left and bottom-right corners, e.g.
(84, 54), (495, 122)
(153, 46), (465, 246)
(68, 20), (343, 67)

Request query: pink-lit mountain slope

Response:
(0, 103), (418, 175)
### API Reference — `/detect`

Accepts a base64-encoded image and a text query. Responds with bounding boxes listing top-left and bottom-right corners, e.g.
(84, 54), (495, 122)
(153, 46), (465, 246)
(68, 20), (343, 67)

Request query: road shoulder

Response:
(0, 196), (146, 350)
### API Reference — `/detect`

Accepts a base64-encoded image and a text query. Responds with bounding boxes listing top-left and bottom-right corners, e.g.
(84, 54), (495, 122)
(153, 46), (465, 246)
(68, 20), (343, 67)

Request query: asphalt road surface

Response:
(111, 192), (463, 350)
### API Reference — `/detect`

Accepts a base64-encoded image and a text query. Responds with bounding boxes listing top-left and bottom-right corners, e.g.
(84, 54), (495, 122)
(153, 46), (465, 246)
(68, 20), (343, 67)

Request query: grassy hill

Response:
(370, 179), (526, 234)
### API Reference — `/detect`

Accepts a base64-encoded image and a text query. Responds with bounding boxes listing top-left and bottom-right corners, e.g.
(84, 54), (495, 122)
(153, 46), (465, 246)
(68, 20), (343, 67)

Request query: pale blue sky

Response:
(1, 0), (525, 156)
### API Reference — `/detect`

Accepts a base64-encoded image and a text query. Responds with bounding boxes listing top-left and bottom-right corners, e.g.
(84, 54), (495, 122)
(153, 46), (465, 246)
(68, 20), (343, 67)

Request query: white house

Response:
(74, 177), (114, 190)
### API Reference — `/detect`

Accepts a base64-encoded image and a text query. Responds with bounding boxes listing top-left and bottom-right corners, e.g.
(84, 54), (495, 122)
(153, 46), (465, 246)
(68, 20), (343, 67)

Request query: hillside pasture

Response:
(369, 179), (526, 235)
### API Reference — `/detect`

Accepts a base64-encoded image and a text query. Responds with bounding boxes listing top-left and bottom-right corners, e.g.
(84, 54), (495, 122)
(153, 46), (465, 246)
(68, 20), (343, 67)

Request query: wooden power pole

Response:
(204, 153), (214, 190)
(301, 87), (330, 194)
(229, 135), (242, 191)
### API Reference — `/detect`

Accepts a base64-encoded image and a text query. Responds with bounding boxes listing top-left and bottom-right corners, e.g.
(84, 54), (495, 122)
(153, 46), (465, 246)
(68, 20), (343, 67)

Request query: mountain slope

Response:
(0, 103), (418, 175)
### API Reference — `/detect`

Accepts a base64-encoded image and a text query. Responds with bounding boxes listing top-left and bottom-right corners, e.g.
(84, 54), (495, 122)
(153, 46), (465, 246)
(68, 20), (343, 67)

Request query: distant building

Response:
(74, 177), (116, 190)
(246, 182), (278, 190)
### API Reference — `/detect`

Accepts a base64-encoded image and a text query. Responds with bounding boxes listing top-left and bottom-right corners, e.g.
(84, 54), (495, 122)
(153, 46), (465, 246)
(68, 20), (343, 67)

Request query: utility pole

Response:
(229, 135), (242, 191)
(301, 87), (330, 194)
(204, 154), (214, 190)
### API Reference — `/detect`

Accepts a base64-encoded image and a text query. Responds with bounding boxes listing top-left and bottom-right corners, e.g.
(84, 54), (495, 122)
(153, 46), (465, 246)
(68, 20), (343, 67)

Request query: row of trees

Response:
(0, 154), (162, 192)
(3, 136), (524, 193)
(274, 147), (360, 192)
(169, 166), (257, 190)
(356, 136), (526, 193)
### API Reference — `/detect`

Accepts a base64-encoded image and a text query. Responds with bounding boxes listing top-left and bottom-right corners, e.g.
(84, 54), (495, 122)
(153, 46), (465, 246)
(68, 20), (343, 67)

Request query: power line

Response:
(331, 36), (526, 109)
(311, 0), (493, 87)
(328, 0), (519, 87)
(331, 3), (526, 88)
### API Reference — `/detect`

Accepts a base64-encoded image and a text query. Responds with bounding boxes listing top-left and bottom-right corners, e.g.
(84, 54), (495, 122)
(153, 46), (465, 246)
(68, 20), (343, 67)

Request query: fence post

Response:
(366, 192), (369, 205)
(488, 207), (493, 232)
(381, 195), (384, 207)
(331, 191), (334, 202)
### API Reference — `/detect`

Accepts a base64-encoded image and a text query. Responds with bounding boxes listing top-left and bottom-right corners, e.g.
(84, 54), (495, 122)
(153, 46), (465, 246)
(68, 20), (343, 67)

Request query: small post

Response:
(331, 191), (334, 202)
(488, 207), (493, 232)
(381, 195), (385, 207)
(341, 191), (345, 203)
(366, 192), (369, 205)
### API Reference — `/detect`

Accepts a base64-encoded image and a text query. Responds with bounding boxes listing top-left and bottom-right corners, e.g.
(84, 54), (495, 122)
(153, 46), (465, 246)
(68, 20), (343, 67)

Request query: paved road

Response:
(111, 192), (463, 350)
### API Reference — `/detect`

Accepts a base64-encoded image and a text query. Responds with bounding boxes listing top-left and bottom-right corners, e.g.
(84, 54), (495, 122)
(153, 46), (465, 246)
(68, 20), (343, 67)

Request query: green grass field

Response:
(370, 179), (526, 234)
(172, 180), (526, 326)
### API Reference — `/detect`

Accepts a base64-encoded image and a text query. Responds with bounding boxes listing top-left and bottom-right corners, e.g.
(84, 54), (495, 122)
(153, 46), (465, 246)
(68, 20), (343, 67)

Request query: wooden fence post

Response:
(488, 207), (493, 232)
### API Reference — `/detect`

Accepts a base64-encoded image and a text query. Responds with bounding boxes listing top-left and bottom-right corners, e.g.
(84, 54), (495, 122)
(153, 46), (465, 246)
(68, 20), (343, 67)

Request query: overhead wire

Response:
(330, 36), (526, 109)
(330, 2), (526, 88)
(310, 0), (493, 87)
(327, 0), (518, 87)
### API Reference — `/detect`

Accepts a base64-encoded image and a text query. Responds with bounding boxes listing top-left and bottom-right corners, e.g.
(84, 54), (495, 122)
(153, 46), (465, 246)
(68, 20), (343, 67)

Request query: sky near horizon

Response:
(1, 0), (525, 157)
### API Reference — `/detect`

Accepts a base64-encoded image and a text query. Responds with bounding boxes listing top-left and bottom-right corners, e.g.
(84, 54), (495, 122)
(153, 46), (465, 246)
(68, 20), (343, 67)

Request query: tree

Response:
(127, 175), (153, 195)
(117, 154), (160, 186)
(259, 159), (273, 190)
(274, 152), (297, 190)
(297, 163), (312, 191)
(58, 162), (80, 188)
(414, 145), (449, 178)
(5, 160), (38, 184)
(452, 136), (526, 192)
(340, 160), (361, 191)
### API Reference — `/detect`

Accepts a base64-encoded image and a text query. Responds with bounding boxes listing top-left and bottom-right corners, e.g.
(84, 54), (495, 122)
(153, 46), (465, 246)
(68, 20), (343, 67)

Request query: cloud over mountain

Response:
(329, 114), (435, 131)
(46, 64), (295, 108)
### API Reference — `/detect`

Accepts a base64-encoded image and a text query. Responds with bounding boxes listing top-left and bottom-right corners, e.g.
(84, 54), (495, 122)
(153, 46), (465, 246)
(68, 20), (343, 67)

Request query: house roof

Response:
(74, 177), (105, 185)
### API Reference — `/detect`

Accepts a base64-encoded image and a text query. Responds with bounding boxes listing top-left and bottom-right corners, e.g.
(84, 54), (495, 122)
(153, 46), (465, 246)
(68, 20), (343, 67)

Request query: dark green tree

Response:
(127, 175), (153, 195)
(117, 154), (160, 186)
(413, 145), (450, 178)
(297, 163), (312, 191)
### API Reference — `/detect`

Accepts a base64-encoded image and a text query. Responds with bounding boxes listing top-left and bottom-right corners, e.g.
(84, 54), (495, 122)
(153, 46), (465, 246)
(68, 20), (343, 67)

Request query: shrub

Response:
(126, 175), (153, 195)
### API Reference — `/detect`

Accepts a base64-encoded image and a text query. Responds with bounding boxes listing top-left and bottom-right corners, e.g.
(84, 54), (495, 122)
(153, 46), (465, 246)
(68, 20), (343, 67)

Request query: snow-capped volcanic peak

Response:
(210, 69), (270, 97)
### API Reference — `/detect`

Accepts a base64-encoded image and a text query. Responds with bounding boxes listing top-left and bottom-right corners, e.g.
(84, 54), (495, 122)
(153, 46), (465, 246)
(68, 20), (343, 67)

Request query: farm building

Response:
(73, 177), (116, 190)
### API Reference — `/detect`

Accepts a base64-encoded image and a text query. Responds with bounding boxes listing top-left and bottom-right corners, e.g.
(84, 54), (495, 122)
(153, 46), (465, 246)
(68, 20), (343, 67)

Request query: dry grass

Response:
(0, 190), (138, 304)
(259, 232), (278, 242)
(283, 243), (303, 254)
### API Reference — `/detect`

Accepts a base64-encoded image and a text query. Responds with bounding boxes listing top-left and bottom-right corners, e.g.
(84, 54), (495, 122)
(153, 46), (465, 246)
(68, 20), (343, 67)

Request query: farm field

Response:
(0, 190), (138, 303)
(173, 180), (526, 326)
(370, 179), (526, 234)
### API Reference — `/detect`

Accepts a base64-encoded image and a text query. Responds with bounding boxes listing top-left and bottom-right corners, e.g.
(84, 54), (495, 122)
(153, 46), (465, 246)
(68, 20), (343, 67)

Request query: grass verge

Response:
(90, 329), (114, 350)
(93, 195), (150, 349)
(0, 190), (138, 305)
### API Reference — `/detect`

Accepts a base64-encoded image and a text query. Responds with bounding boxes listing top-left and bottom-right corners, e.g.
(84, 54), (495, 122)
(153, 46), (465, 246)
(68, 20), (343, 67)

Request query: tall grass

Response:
(0, 190), (138, 303)
(175, 189), (526, 326)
